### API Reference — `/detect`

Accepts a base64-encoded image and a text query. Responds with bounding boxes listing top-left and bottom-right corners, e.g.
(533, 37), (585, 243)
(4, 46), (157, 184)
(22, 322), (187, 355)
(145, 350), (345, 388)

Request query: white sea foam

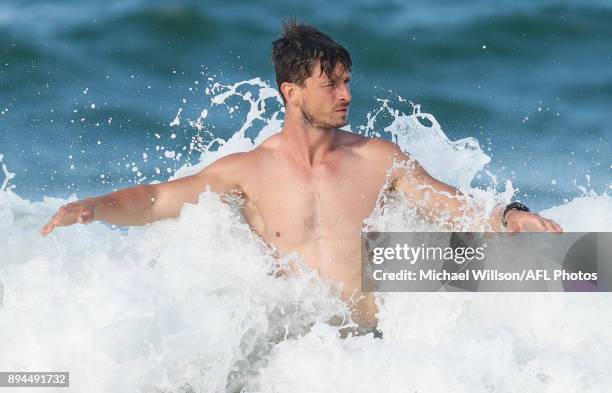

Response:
(1, 78), (610, 392)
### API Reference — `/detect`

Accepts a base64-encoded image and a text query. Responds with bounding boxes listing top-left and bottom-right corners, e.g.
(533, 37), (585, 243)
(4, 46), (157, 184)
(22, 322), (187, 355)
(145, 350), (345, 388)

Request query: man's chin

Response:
(321, 122), (347, 130)
(301, 107), (349, 130)
(334, 118), (349, 129)
(327, 116), (349, 129)
(307, 120), (347, 130)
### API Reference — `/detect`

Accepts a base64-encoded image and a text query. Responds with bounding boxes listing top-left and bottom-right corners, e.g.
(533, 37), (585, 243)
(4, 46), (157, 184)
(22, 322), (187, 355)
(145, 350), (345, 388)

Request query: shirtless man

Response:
(40, 21), (562, 329)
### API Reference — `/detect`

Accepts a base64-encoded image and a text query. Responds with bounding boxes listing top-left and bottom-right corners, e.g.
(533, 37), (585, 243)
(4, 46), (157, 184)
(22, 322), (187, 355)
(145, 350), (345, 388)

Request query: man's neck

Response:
(280, 116), (337, 167)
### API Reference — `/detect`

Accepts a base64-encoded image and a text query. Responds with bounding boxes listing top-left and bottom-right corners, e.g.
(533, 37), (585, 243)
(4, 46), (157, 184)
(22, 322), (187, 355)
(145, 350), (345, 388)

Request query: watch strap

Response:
(502, 202), (530, 227)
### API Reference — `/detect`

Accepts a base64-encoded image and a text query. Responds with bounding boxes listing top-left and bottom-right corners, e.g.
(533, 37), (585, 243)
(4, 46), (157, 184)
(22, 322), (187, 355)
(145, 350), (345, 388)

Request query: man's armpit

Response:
(218, 190), (246, 206)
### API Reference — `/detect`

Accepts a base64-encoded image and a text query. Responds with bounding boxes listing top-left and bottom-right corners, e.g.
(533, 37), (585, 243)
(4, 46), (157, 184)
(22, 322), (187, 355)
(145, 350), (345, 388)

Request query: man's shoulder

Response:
(210, 139), (282, 174)
(197, 150), (258, 180)
(334, 129), (366, 145)
(338, 131), (405, 159)
(362, 136), (398, 153)
(209, 150), (250, 166)
(255, 132), (283, 150)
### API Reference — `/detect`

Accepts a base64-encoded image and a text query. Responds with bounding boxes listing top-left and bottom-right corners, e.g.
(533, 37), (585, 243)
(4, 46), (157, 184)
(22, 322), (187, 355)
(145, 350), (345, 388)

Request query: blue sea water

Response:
(0, 0), (609, 210)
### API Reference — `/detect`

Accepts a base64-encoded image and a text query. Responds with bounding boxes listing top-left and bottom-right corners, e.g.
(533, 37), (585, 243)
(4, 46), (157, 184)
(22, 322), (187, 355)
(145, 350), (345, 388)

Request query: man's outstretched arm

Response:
(40, 153), (247, 235)
(381, 142), (562, 232)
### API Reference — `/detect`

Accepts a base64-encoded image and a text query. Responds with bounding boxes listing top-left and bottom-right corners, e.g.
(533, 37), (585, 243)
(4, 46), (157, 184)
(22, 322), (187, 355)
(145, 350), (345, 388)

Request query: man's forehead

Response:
(310, 61), (351, 80)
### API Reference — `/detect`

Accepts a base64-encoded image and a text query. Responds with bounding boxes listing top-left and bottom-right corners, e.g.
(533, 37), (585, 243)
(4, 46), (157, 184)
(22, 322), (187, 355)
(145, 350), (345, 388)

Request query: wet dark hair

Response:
(271, 19), (352, 102)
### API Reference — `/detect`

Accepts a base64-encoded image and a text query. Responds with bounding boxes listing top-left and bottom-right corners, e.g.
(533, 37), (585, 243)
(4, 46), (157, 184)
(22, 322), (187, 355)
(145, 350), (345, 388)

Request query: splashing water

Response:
(0, 153), (16, 192)
(1, 77), (611, 393)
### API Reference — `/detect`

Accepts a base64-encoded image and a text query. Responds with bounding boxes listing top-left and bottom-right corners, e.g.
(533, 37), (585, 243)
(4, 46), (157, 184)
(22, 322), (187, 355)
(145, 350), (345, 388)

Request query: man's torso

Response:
(229, 131), (399, 326)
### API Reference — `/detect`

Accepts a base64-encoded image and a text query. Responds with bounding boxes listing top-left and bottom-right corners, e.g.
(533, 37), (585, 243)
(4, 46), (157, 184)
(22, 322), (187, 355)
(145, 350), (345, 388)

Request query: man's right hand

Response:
(40, 199), (95, 236)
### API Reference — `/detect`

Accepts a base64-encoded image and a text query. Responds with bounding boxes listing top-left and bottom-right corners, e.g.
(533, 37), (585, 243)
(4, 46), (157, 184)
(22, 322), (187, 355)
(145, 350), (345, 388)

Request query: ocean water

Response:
(1, 0), (611, 392)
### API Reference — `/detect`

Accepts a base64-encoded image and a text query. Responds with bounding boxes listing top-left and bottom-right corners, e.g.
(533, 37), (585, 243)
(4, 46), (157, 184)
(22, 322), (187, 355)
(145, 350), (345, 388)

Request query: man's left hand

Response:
(504, 210), (563, 233)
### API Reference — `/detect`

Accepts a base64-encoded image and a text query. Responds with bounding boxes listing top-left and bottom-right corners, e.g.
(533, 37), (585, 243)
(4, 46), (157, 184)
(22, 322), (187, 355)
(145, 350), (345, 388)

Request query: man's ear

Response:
(280, 82), (300, 105)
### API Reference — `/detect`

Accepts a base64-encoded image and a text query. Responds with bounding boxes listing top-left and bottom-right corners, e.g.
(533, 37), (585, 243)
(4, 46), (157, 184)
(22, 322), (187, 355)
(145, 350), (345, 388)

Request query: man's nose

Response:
(338, 84), (351, 104)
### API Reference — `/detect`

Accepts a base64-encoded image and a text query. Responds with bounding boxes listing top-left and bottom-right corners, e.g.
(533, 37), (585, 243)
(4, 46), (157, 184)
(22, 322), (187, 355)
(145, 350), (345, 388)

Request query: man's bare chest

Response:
(240, 160), (389, 245)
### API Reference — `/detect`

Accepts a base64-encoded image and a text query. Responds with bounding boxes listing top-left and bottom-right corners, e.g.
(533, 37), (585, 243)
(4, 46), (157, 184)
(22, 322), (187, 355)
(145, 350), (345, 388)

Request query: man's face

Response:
(297, 61), (352, 129)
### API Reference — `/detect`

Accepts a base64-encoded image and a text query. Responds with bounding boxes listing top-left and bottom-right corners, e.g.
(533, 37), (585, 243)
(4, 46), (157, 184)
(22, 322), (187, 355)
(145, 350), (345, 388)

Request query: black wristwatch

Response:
(502, 202), (530, 227)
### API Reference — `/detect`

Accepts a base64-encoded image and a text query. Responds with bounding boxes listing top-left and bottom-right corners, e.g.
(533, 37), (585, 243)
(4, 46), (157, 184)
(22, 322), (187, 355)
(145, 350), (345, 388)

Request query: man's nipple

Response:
(275, 231), (281, 237)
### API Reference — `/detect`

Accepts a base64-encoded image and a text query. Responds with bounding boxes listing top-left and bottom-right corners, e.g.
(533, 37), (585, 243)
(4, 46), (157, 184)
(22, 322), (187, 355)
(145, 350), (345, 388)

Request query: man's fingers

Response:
(40, 201), (96, 236)
(536, 217), (559, 233)
(40, 211), (62, 236)
(40, 222), (55, 236)
(539, 218), (551, 231)
(544, 220), (556, 232)
(519, 217), (547, 232)
(508, 212), (564, 234)
(40, 206), (73, 236)
(548, 220), (563, 233)
(56, 206), (81, 227)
